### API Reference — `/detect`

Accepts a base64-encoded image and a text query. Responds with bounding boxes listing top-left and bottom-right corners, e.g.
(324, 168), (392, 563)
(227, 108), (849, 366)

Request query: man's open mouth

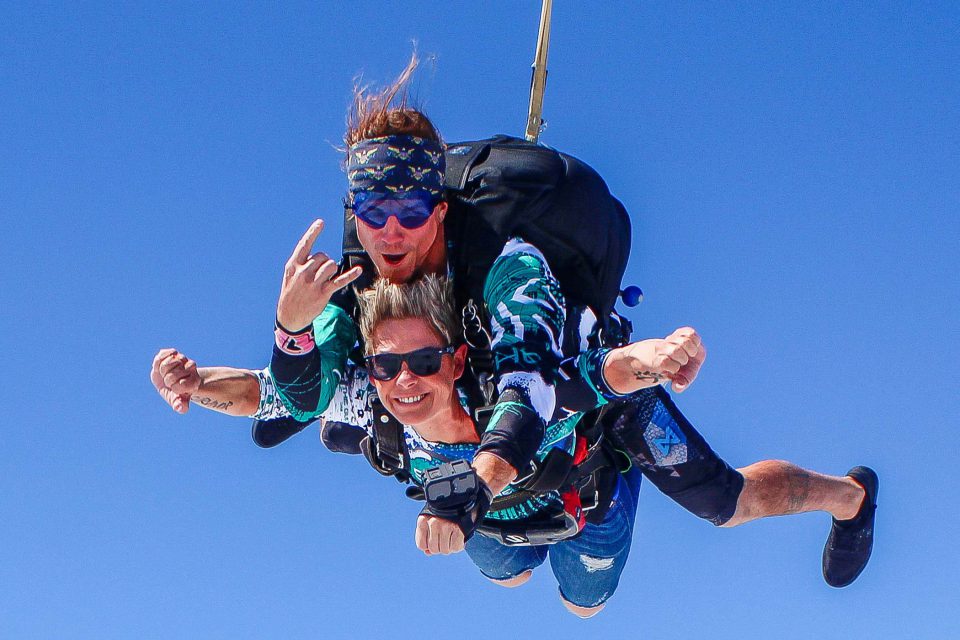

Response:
(382, 253), (406, 266)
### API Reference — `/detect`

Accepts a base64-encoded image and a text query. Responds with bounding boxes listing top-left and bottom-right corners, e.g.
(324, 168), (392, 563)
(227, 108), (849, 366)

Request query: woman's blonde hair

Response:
(357, 274), (459, 354)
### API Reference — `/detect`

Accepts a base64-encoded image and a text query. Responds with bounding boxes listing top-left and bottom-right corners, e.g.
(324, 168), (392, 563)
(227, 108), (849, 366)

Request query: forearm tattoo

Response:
(195, 396), (234, 412)
(632, 370), (664, 384)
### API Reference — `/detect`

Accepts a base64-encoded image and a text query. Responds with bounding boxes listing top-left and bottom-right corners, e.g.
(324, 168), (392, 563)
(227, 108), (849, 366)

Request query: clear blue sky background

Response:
(2, 2), (958, 638)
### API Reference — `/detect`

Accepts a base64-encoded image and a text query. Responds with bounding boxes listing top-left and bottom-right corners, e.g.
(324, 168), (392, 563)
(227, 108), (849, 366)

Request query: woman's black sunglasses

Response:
(364, 346), (456, 381)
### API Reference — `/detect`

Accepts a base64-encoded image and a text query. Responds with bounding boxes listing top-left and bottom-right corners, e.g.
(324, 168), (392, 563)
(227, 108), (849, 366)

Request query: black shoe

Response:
(822, 466), (879, 588)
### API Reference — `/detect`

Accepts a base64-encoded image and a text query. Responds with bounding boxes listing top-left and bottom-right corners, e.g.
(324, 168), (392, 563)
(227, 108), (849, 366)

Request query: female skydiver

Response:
(153, 217), (875, 603)
(154, 273), (707, 617)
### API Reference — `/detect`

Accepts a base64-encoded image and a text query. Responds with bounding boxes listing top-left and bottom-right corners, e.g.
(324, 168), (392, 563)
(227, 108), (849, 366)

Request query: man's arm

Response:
(269, 219), (363, 421)
(269, 301), (358, 421)
(151, 349), (261, 416)
(474, 238), (568, 479)
(472, 451), (516, 497)
(553, 328), (707, 413)
(601, 327), (706, 395)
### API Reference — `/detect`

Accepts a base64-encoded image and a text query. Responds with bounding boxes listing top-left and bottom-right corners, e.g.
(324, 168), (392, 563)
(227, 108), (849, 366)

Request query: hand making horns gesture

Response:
(276, 219), (363, 332)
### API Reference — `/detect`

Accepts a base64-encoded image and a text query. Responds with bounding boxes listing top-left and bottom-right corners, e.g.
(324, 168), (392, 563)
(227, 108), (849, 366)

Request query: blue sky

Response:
(2, 2), (958, 638)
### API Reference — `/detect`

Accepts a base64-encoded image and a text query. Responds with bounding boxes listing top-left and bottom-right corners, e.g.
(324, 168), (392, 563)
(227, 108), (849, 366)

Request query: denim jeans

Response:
(465, 467), (642, 607)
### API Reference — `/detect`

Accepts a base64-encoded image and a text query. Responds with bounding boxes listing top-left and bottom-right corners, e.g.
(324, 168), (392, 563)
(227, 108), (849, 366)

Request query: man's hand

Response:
(664, 327), (706, 392)
(605, 327), (707, 395)
(150, 352), (261, 416)
(415, 515), (466, 556)
(276, 219), (363, 332)
(151, 348), (200, 413)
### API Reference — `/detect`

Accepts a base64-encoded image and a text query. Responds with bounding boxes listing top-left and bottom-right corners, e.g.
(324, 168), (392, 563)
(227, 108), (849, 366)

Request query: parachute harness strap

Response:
(364, 394), (410, 483)
(462, 298), (497, 406)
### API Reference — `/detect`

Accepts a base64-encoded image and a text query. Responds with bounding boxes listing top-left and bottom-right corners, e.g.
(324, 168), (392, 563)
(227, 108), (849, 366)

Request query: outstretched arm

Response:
(553, 328), (707, 415)
(151, 348), (260, 416)
(602, 327), (706, 395)
(415, 451), (516, 556)
(152, 348), (373, 455)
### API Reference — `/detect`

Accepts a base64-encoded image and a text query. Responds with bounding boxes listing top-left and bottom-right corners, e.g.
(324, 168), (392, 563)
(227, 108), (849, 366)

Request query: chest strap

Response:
(362, 396), (410, 483)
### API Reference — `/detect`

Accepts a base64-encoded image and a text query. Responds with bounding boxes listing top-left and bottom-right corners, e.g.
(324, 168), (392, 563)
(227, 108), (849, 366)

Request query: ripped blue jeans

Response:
(465, 467), (642, 608)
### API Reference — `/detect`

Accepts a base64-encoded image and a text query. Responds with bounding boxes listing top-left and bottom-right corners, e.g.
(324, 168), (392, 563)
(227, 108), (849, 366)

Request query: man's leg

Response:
(604, 387), (745, 525)
(722, 460), (865, 527)
(604, 387), (878, 585)
(721, 461), (880, 587)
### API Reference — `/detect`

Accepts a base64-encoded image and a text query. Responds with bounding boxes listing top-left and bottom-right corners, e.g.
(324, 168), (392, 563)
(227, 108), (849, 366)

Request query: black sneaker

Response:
(822, 466), (879, 588)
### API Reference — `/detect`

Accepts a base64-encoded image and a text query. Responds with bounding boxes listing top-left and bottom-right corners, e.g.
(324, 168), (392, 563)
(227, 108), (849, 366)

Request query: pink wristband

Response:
(274, 324), (316, 355)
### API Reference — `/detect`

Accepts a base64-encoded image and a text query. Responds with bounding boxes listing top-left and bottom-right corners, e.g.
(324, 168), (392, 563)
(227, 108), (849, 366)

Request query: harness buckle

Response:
(586, 430), (605, 458)
(476, 509), (582, 547)
(511, 459), (540, 487)
(579, 478), (601, 512)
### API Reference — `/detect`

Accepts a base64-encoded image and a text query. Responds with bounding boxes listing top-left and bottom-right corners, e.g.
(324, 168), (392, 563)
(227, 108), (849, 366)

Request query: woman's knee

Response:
(487, 569), (533, 588)
(560, 594), (605, 618)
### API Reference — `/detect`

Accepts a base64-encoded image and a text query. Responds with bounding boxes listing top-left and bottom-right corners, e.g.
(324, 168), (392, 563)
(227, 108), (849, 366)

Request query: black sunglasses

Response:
(364, 346), (456, 381)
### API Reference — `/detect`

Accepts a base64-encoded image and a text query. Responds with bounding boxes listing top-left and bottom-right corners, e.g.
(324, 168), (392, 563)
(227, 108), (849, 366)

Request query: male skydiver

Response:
(273, 71), (879, 587)
(153, 59), (878, 588)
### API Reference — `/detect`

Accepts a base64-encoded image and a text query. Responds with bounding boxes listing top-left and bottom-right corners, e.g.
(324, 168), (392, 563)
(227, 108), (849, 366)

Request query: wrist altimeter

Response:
(421, 460), (492, 540)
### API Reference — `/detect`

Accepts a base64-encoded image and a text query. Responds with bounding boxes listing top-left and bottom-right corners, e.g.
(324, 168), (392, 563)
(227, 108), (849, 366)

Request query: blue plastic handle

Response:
(620, 285), (644, 307)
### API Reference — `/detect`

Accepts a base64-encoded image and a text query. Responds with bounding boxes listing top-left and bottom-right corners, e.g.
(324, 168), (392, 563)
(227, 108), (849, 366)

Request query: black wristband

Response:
(275, 318), (312, 336)
(274, 318), (315, 355)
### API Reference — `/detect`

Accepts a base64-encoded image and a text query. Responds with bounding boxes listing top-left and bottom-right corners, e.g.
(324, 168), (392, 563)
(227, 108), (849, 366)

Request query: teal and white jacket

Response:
(268, 238), (585, 475)
(254, 345), (624, 521)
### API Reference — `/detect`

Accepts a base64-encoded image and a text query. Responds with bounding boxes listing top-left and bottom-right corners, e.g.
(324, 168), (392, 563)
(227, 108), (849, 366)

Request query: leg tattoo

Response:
(724, 460), (864, 527)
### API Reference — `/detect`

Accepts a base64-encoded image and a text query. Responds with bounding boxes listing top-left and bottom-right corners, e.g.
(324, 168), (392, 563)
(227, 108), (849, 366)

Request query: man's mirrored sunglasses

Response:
(353, 191), (437, 230)
(364, 346), (456, 381)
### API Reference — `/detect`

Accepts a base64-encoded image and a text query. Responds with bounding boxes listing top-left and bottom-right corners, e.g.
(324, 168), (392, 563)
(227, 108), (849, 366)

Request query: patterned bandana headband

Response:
(347, 134), (446, 201)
